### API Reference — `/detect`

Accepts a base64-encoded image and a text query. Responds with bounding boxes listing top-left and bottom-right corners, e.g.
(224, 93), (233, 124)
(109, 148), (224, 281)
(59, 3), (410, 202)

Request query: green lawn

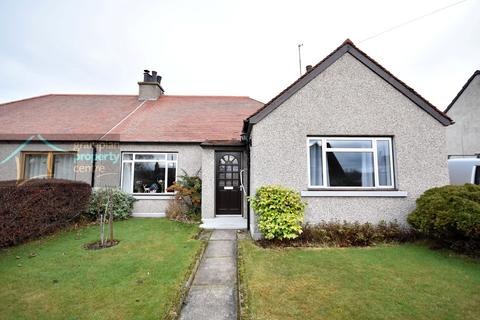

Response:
(0, 218), (202, 320)
(239, 241), (480, 320)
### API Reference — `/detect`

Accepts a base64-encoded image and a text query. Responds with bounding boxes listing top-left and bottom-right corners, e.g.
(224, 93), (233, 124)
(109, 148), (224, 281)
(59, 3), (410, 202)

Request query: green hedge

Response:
(408, 184), (480, 253)
(249, 185), (306, 240)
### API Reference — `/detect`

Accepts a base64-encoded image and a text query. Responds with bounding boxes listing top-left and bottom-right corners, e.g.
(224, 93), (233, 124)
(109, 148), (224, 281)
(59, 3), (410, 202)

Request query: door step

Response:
(200, 217), (247, 230)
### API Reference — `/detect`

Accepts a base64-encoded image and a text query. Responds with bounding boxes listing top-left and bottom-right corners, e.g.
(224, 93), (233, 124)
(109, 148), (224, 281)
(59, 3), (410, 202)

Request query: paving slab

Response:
(193, 257), (236, 285)
(210, 229), (237, 241)
(179, 229), (239, 320)
(180, 285), (237, 320)
(204, 240), (236, 258)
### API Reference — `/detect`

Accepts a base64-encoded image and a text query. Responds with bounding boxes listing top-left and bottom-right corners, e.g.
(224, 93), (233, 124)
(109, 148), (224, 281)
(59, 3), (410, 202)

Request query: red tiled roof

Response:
(0, 94), (263, 142)
(105, 96), (263, 142)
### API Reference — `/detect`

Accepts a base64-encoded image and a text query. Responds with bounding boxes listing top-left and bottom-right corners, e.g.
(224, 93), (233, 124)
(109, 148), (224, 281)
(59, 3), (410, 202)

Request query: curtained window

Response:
(24, 154), (49, 179)
(121, 153), (177, 194)
(23, 152), (76, 180)
(309, 139), (323, 186)
(308, 137), (394, 188)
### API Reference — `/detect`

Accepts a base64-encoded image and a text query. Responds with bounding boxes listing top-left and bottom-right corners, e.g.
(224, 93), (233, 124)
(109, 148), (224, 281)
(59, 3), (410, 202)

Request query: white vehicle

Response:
(448, 156), (480, 185)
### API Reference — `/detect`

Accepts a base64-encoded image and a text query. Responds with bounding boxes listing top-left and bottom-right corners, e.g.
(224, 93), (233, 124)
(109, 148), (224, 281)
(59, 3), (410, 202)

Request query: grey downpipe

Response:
(90, 144), (97, 188)
(246, 141), (251, 231)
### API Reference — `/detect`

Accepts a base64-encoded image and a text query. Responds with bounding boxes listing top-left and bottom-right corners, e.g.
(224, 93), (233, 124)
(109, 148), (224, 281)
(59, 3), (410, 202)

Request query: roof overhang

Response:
(200, 139), (245, 148)
(243, 39), (453, 139)
(445, 70), (480, 113)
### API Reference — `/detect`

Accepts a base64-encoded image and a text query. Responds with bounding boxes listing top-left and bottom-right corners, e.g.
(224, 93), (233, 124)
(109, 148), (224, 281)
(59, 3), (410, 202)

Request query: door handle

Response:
(239, 169), (247, 196)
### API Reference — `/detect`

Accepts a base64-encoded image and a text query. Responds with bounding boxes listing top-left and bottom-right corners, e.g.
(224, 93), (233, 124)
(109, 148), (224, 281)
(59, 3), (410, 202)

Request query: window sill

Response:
(132, 194), (175, 200)
(301, 190), (408, 197)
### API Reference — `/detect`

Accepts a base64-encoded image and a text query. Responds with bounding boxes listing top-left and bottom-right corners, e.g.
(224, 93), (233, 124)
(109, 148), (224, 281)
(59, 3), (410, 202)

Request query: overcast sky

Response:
(0, 0), (478, 110)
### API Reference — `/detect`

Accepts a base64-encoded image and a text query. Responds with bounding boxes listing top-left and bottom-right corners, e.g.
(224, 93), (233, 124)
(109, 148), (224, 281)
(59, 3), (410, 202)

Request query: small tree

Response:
(107, 189), (114, 245)
(95, 188), (116, 248)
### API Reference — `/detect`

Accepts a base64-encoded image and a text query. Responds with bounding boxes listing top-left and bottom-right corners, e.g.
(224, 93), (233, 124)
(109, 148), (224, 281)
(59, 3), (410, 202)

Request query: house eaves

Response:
(243, 39), (453, 139)
(445, 70), (480, 113)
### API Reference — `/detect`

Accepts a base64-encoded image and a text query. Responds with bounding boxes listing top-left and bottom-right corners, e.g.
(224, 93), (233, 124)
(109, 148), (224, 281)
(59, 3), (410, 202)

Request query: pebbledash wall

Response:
(446, 73), (480, 156)
(249, 53), (449, 236)
(109, 144), (204, 216)
(0, 141), (93, 183)
(0, 141), (215, 216)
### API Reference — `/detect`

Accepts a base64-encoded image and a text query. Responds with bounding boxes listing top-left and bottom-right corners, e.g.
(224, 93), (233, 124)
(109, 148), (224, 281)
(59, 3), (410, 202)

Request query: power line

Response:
(359, 0), (470, 43)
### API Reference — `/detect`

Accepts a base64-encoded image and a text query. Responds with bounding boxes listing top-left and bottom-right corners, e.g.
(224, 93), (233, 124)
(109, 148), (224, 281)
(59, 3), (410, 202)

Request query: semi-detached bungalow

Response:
(0, 40), (453, 238)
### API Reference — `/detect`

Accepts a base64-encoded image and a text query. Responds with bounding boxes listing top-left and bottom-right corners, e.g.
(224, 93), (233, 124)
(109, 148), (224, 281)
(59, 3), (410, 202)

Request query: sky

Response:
(0, 0), (479, 110)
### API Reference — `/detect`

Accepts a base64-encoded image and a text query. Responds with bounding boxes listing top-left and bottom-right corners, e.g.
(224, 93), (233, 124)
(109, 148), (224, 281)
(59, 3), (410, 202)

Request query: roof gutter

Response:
(241, 119), (253, 142)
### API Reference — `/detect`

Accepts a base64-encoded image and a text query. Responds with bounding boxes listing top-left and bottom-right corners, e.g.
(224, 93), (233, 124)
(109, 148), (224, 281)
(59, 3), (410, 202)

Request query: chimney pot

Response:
(143, 70), (151, 82)
(138, 69), (164, 100)
(306, 65), (313, 73)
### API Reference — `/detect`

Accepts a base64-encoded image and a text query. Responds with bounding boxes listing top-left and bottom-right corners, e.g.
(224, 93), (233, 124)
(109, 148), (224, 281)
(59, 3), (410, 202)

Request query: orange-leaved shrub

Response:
(167, 171), (201, 221)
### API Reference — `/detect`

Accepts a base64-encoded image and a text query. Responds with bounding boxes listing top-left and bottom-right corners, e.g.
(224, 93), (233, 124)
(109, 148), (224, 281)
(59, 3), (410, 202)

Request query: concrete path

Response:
(180, 230), (238, 320)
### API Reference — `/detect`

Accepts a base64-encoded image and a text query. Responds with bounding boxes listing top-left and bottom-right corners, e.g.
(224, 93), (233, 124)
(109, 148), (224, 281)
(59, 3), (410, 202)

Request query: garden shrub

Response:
(165, 199), (188, 221)
(407, 184), (480, 253)
(88, 187), (136, 220)
(249, 185), (306, 240)
(168, 170), (202, 221)
(299, 220), (413, 247)
(0, 179), (91, 247)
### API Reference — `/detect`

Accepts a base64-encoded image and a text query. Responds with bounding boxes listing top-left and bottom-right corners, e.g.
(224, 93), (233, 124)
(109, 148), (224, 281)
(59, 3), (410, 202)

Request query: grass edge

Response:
(164, 229), (208, 320)
(237, 240), (253, 320)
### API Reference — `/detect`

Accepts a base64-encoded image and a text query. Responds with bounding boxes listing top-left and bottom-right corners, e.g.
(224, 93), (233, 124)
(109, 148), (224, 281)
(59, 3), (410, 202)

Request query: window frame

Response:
(307, 136), (395, 190)
(21, 151), (77, 180)
(120, 152), (178, 195)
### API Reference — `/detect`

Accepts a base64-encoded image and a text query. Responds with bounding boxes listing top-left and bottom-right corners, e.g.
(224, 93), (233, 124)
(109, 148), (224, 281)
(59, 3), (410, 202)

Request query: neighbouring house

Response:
(445, 70), (480, 157)
(0, 40), (453, 237)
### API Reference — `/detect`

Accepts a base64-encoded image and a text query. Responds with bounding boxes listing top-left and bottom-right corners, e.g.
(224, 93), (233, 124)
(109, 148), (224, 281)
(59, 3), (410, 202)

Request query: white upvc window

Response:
(121, 152), (178, 194)
(307, 137), (395, 189)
